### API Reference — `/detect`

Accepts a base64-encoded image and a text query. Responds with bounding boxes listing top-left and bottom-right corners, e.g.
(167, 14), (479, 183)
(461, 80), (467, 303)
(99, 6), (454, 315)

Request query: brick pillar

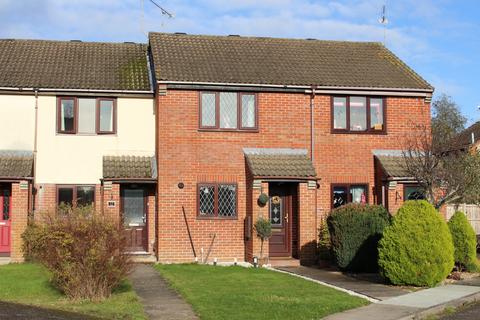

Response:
(10, 181), (29, 262)
(298, 182), (317, 265)
(246, 181), (269, 263)
(103, 183), (120, 224)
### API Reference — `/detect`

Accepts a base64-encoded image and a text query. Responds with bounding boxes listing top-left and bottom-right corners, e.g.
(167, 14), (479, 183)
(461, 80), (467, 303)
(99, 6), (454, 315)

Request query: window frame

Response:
(331, 96), (386, 134)
(57, 97), (117, 135)
(403, 184), (425, 201)
(197, 182), (238, 219)
(56, 185), (96, 209)
(198, 92), (258, 131)
(331, 183), (369, 209)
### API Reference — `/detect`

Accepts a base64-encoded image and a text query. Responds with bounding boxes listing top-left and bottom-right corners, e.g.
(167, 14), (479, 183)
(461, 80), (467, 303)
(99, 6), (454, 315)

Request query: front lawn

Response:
(0, 263), (146, 319)
(156, 264), (368, 320)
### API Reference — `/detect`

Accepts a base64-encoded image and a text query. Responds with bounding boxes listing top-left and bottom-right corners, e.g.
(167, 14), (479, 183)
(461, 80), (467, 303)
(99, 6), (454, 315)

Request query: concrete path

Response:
(129, 264), (198, 320)
(277, 266), (410, 301)
(0, 257), (11, 265)
(324, 284), (480, 320)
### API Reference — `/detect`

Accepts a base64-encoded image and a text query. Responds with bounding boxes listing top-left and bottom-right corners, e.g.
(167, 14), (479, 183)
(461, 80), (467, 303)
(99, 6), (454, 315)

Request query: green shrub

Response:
(254, 217), (272, 259)
(22, 206), (132, 301)
(448, 211), (479, 272)
(318, 217), (332, 262)
(327, 204), (391, 272)
(379, 200), (454, 287)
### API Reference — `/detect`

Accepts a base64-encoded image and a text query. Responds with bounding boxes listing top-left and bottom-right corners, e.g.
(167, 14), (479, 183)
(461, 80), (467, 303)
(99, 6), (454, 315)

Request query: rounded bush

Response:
(379, 200), (454, 287)
(448, 211), (478, 272)
(327, 204), (391, 272)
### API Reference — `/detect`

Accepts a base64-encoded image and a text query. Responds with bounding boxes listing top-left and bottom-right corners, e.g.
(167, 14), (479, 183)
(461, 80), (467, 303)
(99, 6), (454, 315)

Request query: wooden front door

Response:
(0, 186), (11, 255)
(122, 188), (147, 252)
(269, 183), (294, 257)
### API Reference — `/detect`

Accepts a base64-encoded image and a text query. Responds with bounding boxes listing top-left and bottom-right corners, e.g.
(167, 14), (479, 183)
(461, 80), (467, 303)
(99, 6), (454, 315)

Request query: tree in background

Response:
(402, 94), (480, 209)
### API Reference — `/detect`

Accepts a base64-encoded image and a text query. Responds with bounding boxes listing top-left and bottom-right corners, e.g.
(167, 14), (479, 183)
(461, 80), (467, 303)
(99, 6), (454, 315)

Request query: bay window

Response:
(332, 96), (385, 133)
(199, 92), (257, 130)
(57, 97), (116, 134)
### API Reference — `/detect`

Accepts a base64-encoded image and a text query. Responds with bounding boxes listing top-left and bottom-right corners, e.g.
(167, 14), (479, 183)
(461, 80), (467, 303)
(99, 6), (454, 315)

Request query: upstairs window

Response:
(200, 92), (257, 130)
(198, 183), (237, 218)
(57, 97), (116, 135)
(332, 96), (385, 133)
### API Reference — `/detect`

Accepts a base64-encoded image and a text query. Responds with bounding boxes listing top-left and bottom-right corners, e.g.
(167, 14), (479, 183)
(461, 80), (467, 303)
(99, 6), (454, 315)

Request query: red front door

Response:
(122, 187), (148, 252)
(269, 183), (294, 257)
(0, 186), (11, 255)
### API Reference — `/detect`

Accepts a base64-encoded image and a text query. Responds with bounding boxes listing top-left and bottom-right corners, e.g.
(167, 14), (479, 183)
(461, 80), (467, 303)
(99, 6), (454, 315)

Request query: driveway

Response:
(0, 301), (99, 320)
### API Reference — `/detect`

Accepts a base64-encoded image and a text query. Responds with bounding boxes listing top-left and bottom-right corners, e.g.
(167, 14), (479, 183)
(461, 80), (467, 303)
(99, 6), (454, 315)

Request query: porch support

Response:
(246, 181), (270, 263)
(10, 181), (29, 262)
(298, 182), (317, 265)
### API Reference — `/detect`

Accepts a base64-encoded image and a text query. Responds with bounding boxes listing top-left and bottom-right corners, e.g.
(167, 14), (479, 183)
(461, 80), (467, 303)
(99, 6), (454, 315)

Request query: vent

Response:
(174, 32), (187, 35)
(70, 40), (82, 42)
(228, 34), (240, 37)
(306, 38), (316, 41)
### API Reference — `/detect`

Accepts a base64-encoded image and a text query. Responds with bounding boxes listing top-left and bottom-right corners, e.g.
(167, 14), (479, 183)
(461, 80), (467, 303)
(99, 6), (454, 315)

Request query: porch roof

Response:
(0, 150), (33, 179)
(244, 148), (316, 179)
(375, 155), (410, 178)
(103, 155), (157, 180)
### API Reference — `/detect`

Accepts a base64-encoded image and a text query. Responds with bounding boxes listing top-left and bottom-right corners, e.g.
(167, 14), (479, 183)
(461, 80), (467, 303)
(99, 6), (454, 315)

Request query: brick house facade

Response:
(150, 33), (434, 265)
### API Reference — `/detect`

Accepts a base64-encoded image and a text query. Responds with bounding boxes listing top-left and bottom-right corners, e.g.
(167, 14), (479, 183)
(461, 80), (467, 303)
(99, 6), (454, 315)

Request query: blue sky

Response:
(1, 0), (479, 124)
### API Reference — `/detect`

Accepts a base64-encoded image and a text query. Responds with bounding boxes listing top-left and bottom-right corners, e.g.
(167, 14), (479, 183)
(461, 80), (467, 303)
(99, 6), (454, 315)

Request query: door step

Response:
(269, 257), (300, 267)
(129, 254), (157, 263)
(0, 257), (11, 265)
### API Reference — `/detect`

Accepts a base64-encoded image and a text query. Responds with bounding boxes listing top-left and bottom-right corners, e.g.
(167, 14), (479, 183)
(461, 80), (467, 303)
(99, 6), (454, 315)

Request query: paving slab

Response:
(323, 303), (420, 320)
(0, 257), (11, 265)
(378, 285), (480, 309)
(129, 264), (198, 320)
(277, 266), (410, 301)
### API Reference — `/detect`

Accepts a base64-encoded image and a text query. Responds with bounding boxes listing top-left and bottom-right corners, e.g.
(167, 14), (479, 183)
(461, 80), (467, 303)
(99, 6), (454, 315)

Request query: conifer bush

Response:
(448, 211), (479, 272)
(327, 204), (391, 272)
(379, 200), (454, 287)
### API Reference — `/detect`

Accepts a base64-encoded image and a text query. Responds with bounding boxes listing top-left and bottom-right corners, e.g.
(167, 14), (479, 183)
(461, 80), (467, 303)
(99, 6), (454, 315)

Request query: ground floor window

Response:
(57, 185), (95, 209)
(332, 184), (368, 208)
(198, 183), (237, 218)
(404, 185), (425, 200)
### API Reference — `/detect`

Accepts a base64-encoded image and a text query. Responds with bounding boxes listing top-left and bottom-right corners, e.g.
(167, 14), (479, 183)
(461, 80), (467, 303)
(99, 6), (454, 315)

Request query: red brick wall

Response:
(10, 181), (29, 262)
(156, 90), (431, 262)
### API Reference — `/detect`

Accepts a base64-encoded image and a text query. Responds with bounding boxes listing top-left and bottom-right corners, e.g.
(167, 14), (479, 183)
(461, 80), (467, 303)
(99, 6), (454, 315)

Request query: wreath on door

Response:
(271, 196), (281, 205)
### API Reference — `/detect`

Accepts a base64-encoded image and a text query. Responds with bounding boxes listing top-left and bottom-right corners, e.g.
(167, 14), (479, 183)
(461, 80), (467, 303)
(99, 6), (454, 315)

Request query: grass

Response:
(0, 263), (147, 319)
(156, 264), (369, 320)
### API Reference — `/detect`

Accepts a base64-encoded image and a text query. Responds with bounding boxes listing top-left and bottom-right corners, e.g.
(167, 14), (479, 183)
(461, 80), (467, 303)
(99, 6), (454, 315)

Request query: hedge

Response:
(378, 200), (454, 287)
(327, 204), (391, 272)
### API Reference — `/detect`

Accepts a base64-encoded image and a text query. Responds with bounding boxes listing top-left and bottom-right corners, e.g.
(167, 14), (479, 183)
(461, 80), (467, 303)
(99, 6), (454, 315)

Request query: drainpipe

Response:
(32, 89), (39, 215)
(309, 86), (316, 161)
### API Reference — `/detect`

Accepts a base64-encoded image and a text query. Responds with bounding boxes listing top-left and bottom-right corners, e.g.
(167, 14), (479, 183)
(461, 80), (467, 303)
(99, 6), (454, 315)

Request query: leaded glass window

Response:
(199, 185), (215, 216)
(405, 185), (425, 200)
(201, 93), (216, 127)
(218, 185), (236, 217)
(199, 92), (257, 130)
(2, 190), (10, 221)
(198, 183), (237, 218)
(270, 196), (282, 226)
(219, 92), (238, 129)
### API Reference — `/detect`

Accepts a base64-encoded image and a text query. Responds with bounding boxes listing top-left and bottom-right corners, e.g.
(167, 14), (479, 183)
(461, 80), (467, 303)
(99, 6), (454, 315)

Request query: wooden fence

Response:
(446, 204), (480, 234)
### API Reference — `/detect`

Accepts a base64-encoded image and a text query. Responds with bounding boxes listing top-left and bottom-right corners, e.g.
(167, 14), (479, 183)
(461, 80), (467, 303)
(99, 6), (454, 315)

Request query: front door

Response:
(269, 183), (293, 257)
(0, 186), (11, 256)
(122, 188), (147, 252)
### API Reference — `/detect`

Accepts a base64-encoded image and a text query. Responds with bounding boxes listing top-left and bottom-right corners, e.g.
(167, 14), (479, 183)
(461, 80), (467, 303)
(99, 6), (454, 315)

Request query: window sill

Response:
(196, 216), (238, 221)
(198, 128), (259, 133)
(56, 132), (117, 137)
(331, 129), (386, 135)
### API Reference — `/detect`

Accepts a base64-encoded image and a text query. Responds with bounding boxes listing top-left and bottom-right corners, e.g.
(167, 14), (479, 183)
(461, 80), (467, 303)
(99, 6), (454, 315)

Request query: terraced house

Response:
(0, 32), (433, 265)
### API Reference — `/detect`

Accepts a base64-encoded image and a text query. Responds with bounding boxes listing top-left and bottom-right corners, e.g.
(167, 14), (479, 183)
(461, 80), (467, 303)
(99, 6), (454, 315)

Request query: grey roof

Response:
(375, 155), (410, 178)
(0, 150), (33, 179)
(103, 156), (157, 179)
(0, 39), (151, 91)
(244, 148), (316, 178)
(149, 32), (433, 91)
